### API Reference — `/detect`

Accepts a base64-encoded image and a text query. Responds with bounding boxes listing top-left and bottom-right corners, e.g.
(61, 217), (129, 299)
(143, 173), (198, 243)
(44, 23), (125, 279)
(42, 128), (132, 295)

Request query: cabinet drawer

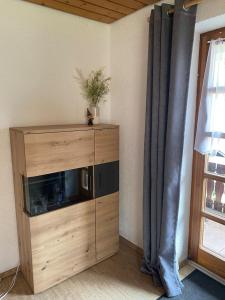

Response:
(96, 193), (119, 260)
(95, 128), (119, 165)
(30, 200), (96, 293)
(24, 130), (94, 177)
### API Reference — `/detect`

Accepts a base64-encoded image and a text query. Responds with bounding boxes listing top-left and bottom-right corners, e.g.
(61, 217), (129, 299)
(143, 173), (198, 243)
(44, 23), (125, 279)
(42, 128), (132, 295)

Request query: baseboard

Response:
(188, 260), (225, 286)
(0, 267), (19, 280)
(119, 235), (144, 256)
(179, 259), (188, 270)
(119, 235), (188, 270)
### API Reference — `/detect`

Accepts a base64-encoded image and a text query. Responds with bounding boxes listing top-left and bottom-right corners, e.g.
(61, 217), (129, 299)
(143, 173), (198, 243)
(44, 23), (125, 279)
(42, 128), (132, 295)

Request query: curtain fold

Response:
(142, 0), (197, 297)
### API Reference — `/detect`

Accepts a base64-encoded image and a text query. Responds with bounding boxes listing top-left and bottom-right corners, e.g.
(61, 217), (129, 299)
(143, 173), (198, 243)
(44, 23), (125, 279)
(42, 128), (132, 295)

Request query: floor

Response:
(1, 242), (194, 300)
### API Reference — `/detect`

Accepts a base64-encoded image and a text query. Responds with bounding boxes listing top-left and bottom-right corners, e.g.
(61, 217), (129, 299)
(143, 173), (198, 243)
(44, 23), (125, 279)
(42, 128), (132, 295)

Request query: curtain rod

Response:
(147, 0), (202, 21)
(167, 0), (202, 15)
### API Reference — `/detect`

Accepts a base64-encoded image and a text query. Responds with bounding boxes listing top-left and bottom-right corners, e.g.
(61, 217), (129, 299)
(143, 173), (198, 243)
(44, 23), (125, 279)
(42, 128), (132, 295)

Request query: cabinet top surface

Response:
(10, 124), (119, 134)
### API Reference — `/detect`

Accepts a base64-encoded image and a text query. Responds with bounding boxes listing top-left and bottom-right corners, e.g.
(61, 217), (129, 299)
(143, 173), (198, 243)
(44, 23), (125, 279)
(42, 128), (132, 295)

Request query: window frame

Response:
(188, 27), (225, 278)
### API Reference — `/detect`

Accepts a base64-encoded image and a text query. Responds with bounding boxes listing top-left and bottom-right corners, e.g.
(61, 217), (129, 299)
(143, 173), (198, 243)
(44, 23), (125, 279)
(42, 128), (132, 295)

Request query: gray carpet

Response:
(158, 270), (225, 299)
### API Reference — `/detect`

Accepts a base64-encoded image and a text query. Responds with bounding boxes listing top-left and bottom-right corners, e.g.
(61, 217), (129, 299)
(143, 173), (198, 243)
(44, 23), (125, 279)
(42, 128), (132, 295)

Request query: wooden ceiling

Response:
(24, 0), (160, 23)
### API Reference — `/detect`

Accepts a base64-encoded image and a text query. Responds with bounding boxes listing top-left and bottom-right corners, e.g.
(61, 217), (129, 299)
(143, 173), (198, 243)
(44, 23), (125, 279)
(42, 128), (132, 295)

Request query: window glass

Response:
(204, 178), (225, 218)
(201, 218), (225, 260)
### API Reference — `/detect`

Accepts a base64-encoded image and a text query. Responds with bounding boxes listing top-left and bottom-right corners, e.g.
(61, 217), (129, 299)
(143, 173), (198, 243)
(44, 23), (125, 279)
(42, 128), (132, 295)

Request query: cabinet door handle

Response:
(89, 169), (93, 196)
(99, 173), (102, 190)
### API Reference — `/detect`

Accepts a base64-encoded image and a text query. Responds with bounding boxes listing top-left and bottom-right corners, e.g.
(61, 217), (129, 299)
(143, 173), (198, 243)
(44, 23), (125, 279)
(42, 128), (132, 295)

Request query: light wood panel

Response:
(95, 128), (119, 164)
(24, 130), (94, 177)
(10, 130), (34, 289)
(96, 192), (119, 260)
(23, 0), (160, 23)
(30, 200), (96, 293)
(12, 123), (118, 134)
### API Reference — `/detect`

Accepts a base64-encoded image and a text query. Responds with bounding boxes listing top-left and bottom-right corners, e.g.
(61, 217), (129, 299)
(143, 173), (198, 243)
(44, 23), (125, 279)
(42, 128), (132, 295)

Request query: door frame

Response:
(188, 26), (225, 278)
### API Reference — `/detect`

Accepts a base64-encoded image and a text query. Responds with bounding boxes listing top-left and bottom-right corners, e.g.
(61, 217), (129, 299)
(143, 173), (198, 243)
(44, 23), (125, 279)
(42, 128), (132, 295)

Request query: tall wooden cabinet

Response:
(10, 124), (119, 293)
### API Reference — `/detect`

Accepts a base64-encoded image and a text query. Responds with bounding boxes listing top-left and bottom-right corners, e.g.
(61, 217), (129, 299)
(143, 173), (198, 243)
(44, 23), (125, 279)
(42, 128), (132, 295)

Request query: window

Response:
(195, 39), (225, 155)
(189, 27), (225, 279)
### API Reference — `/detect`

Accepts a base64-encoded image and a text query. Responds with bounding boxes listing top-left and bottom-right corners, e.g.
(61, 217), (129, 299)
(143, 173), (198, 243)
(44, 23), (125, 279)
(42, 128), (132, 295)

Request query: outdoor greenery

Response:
(75, 68), (111, 106)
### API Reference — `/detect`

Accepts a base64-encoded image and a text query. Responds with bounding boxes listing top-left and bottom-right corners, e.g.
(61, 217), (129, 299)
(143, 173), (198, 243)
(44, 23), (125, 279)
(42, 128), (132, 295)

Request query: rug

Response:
(158, 270), (225, 299)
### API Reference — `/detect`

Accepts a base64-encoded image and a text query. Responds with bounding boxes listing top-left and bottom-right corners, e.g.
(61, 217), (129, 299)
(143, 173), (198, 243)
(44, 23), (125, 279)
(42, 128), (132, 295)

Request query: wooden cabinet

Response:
(25, 130), (94, 177)
(96, 192), (119, 261)
(95, 128), (119, 164)
(10, 124), (119, 294)
(30, 200), (96, 293)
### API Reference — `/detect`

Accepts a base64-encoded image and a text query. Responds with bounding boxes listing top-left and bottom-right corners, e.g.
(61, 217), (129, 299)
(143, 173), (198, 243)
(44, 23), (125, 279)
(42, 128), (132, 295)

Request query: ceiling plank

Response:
(137, 0), (160, 5)
(24, 0), (116, 23)
(23, 0), (163, 23)
(58, 0), (125, 19)
(109, 0), (145, 10)
(72, 0), (135, 15)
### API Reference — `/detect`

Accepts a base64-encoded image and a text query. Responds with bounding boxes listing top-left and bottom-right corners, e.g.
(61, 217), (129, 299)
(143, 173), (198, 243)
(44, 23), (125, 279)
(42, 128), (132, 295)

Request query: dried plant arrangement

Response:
(75, 68), (111, 107)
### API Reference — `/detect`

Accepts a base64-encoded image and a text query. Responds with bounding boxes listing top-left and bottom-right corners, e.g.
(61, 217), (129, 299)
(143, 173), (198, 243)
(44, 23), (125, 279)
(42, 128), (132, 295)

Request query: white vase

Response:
(89, 105), (100, 124)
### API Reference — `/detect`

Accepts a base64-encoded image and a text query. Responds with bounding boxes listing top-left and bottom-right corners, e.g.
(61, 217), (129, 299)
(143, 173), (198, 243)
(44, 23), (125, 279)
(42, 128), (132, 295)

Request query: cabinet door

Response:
(95, 161), (119, 198)
(30, 200), (96, 293)
(96, 193), (119, 261)
(24, 130), (94, 177)
(95, 128), (119, 165)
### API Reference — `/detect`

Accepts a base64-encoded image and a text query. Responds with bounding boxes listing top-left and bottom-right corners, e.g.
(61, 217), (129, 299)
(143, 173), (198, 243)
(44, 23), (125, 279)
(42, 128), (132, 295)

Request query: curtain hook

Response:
(166, 7), (174, 16)
(183, 3), (189, 11)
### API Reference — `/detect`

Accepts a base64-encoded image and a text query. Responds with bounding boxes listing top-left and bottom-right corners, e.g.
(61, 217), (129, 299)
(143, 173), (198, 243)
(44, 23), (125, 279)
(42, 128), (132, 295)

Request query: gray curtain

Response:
(142, 0), (197, 297)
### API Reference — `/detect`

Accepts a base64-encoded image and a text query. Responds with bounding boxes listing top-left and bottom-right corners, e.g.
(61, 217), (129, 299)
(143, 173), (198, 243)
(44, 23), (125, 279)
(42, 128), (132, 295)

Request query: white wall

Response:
(0, 0), (110, 273)
(1, 0), (225, 274)
(111, 8), (148, 248)
(110, 1), (173, 249)
(196, 0), (225, 23)
(111, 0), (225, 264)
